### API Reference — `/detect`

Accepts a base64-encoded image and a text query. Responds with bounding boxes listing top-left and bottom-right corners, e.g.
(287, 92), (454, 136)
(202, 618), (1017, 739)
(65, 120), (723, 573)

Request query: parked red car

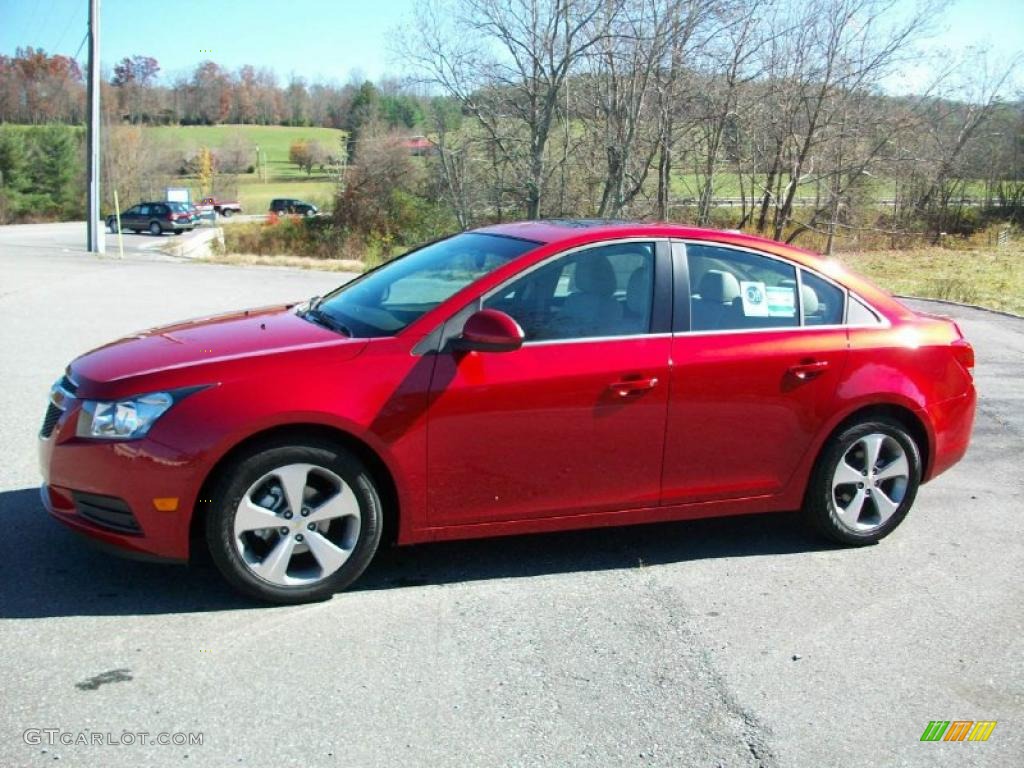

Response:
(39, 221), (976, 603)
(195, 196), (242, 217)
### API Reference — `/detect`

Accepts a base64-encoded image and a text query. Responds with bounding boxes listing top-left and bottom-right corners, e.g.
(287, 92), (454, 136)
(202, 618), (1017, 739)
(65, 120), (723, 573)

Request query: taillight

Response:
(952, 338), (974, 373)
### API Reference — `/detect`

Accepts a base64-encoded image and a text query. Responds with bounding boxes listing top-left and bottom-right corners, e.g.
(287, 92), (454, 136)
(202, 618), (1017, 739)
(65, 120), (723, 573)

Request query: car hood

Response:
(70, 304), (366, 397)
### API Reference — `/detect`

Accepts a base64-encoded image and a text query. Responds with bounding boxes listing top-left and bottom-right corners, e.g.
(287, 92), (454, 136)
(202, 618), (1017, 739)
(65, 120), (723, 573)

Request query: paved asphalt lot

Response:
(1, 223), (1021, 767)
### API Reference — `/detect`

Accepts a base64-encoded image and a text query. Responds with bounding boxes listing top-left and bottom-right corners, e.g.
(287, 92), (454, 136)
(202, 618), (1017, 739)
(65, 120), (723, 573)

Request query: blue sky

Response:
(0, 0), (1020, 91)
(0, 0), (418, 83)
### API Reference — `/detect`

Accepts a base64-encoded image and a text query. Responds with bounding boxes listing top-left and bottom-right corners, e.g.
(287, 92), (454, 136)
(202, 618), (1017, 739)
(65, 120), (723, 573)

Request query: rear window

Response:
(686, 243), (798, 332)
(800, 270), (845, 325)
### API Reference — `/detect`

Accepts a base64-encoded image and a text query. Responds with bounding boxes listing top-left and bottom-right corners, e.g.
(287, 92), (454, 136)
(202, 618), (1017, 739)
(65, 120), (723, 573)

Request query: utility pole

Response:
(86, 0), (104, 253)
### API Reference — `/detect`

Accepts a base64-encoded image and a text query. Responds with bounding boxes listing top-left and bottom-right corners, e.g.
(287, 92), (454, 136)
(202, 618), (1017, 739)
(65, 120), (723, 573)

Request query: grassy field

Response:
(669, 172), (988, 201)
(839, 240), (1024, 316)
(235, 179), (337, 213)
(147, 124), (346, 213)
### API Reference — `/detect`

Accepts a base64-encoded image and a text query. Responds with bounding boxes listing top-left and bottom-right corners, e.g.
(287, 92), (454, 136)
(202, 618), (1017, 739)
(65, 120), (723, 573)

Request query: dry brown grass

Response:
(198, 252), (365, 274)
(838, 238), (1024, 316)
(205, 228), (1024, 316)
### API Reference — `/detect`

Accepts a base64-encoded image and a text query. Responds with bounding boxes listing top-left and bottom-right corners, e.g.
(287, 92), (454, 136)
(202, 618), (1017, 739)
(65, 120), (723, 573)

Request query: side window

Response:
(137, 205), (150, 216)
(848, 296), (883, 325)
(686, 244), (798, 331)
(800, 269), (845, 325)
(484, 242), (655, 341)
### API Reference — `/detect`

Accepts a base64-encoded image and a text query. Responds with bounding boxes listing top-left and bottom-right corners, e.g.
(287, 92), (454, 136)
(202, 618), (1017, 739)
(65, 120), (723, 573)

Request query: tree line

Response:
(397, 0), (1022, 247)
(0, 48), (425, 134)
(1, 0), (1021, 247)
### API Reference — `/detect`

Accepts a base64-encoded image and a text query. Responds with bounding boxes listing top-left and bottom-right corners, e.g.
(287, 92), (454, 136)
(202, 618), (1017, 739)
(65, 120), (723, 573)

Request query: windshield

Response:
(311, 233), (537, 338)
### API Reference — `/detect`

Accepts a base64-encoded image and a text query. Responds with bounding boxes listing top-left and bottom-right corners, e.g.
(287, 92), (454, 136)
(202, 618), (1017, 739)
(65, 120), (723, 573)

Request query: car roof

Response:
(472, 219), (907, 318)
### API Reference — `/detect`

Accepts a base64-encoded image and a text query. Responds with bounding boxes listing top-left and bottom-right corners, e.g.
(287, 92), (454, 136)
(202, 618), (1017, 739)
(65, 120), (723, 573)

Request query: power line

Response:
(22, 0), (46, 49)
(36, 0), (61, 49)
(72, 30), (88, 63)
(52, 3), (84, 56)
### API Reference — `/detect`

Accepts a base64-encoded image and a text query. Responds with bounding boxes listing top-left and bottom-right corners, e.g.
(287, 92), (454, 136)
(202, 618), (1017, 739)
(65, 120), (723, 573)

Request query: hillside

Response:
(146, 124), (346, 213)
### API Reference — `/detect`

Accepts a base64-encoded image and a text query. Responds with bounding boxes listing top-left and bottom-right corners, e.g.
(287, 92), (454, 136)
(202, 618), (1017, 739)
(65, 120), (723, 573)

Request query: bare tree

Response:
(400, 0), (613, 218)
(750, 0), (940, 241)
(690, 2), (768, 225)
(906, 51), (1021, 238)
(580, 0), (702, 217)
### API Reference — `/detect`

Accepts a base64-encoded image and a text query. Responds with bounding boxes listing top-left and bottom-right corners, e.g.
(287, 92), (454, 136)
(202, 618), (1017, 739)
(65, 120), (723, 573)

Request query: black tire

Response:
(173, 230), (184, 236)
(148, 221), (162, 236)
(205, 438), (383, 604)
(220, 208), (233, 218)
(803, 418), (921, 546)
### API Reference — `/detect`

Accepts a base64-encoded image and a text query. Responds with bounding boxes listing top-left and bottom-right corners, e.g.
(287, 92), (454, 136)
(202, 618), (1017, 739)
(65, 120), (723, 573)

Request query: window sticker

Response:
(765, 286), (796, 317)
(740, 281), (769, 317)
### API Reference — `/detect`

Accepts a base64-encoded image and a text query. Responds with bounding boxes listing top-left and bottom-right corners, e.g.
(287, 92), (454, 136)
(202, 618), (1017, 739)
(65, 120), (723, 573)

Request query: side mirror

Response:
(456, 309), (524, 353)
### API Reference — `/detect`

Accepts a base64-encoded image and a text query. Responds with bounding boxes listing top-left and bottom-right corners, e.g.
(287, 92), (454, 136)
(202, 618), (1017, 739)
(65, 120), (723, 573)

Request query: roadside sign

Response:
(166, 187), (191, 204)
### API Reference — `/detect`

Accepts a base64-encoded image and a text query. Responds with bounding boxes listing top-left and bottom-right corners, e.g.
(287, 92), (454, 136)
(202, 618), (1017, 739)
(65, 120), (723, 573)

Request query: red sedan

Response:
(39, 221), (976, 603)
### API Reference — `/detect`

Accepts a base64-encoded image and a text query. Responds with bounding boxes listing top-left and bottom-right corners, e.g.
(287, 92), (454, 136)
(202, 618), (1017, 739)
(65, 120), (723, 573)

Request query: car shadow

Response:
(0, 486), (836, 618)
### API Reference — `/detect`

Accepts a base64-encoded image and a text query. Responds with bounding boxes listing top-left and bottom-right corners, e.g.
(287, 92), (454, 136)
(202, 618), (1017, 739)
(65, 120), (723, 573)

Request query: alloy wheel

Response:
(233, 463), (361, 587)
(831, 433), (910, 533)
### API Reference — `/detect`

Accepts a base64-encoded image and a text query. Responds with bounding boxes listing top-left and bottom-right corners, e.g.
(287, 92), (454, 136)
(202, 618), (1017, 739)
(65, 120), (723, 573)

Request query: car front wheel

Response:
(205, 439), (383, 604)
(804, 418), (921, 545)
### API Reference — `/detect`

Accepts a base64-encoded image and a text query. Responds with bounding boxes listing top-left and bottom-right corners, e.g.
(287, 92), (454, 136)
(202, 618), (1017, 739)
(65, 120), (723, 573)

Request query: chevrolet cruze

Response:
(39, 221), (976, 603)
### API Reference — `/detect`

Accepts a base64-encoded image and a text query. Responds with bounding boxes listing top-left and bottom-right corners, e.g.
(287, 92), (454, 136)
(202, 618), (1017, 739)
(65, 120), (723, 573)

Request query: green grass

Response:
(235, 178), (336, 214)
(669, 172), (989, 202)
(839, 240), (1024, 316)
(147, 124), (346, 168)
(145, 124), (346, 212)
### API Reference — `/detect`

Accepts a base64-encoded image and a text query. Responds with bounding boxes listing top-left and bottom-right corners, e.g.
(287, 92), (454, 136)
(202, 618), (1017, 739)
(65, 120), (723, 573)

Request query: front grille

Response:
(40, 403), (61, 438)
(40, 371), (77, 438)
(72, 492), (141, 534)
(59, 374), (79, 395)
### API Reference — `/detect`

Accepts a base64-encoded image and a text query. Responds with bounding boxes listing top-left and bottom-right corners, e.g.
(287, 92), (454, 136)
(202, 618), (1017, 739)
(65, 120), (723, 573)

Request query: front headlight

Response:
(76, 388), (200, 440)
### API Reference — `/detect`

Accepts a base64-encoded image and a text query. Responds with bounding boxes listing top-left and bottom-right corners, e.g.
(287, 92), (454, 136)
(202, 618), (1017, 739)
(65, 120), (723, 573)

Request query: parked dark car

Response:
(269, 198), (318, 217)
(107, 202), (195, 235)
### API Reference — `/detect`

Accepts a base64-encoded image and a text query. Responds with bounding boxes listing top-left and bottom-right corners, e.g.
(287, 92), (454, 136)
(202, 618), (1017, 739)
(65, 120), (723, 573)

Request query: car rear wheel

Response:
(148, 221), (161, 236)
(205, 440), (383, 604)
(804, 418), (921, 545)
(220, 208), (232, 218)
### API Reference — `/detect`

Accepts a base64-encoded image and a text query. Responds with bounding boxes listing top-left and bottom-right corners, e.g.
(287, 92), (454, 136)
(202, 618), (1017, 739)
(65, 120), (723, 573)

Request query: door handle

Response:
(788, 360), (830, 380)
(609, 377), (659, 397)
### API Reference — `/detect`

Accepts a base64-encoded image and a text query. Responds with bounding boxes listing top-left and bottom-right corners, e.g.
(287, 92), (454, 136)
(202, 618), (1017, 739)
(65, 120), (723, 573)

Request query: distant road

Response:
(668, 196), (1006, 209)
(0, 221), (209, 257)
